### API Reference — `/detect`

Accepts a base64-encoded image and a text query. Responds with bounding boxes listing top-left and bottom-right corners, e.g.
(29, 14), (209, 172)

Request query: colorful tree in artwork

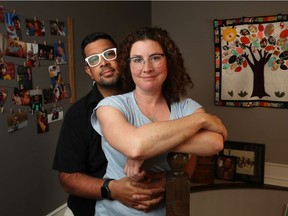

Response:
(218, 17), (288, 100)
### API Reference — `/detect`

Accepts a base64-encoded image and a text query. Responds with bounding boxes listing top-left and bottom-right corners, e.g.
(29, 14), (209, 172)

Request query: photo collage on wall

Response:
(0, 5), (68, 134)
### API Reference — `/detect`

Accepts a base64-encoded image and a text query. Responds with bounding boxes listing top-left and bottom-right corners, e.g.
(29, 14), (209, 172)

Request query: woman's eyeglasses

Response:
(128, 54), (165, 70)
(85, 48), (117, 67)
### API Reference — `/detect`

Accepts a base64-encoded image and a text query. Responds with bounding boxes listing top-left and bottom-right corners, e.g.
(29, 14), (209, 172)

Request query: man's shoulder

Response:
(67, 94), (89, 112)
(66, 92), (98, 116)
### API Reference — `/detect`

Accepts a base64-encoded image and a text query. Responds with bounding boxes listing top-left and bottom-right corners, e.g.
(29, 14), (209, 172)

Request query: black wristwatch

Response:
(101, 178), (114, 200)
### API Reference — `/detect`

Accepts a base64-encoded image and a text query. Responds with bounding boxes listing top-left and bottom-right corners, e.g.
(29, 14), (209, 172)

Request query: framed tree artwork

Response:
(214, 14), (288, 108)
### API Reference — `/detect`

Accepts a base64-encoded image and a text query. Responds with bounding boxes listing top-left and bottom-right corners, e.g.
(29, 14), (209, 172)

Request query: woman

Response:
(91, 26), (227, 215)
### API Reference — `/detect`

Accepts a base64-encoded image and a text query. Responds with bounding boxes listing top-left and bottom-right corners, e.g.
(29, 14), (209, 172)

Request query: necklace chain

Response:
(134, 93), (163, 122)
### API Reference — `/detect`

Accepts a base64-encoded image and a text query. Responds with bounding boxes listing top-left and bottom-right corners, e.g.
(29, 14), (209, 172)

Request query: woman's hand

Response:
(125, 159), (146, 181)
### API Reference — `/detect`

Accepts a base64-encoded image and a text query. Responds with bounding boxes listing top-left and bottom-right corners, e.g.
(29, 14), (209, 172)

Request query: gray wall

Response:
(0, 1), (151, 215)
(152, 1), (288, 165)
(1, 1), (288, 216)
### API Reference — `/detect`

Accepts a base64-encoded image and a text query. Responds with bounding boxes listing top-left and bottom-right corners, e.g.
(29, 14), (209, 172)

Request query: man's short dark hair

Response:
(81, 32), (117, 59)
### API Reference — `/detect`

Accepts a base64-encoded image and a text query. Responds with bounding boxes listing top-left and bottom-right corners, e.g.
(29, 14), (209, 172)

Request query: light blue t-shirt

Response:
(91, 91), (202, 216)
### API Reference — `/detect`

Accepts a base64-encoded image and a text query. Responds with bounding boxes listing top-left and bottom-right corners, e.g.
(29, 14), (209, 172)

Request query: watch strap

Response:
(101, 178), (114, 200)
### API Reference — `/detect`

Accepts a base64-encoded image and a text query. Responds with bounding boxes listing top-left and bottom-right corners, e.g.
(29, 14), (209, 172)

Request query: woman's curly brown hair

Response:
(118, 26), (193, 104)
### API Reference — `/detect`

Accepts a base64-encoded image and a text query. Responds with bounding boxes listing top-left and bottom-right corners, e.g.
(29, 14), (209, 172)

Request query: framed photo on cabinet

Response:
(215, 155), (237, 181)
(220, 141), (265, 184)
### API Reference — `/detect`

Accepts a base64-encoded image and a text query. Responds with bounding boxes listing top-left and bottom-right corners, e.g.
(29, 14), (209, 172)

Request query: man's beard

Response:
(97, 74), (122, 90)
(95, 66), (122, 90)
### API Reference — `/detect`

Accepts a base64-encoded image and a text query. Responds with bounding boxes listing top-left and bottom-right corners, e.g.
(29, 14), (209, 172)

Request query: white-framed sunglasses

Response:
(85, 48), (117, 67)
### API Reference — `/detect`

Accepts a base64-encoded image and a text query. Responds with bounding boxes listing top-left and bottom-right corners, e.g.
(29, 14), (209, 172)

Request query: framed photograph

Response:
(215, 155), (237, 181)
(220, 141), (265, 184)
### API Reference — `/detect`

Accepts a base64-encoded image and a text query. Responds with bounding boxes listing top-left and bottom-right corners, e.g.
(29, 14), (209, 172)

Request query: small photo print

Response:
(5, 11), (22, 40)
(60, 82), (71, 99)
(54, 41), (66, 64)
(48, 64), (61, 88)
(0, 87), (8, 106)
(47, 106), (63, 123)
(0, 62), (16, 80)
(48, 64), (66, 102)
(37, 109), (49, 133)
(53, 82), (70, 102)
(5, 38), (27, 58)
(27, 43), (40, 67)
(216, 155), (237, 181)
(12, 88), (31, 106)
(17, 65), (33, 90)
(38, 44), (54, 60)
(30, 89), (43, 114)
(50, 20), (66, 36)
(26, 19), (45, 36)
(7, 111), (28, 133)
(43, 87), (54, 104)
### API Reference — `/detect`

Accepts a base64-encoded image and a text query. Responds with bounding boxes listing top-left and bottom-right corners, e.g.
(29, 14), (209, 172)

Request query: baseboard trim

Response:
(46, 203), (67, 216)
(264, 162), (288, 187)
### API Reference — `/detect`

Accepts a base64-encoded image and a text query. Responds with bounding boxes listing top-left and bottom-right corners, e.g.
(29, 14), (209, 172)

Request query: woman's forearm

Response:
(170, 130), (224, 156)
(97, 107), (227, 160)
(126, 113), (226, 160)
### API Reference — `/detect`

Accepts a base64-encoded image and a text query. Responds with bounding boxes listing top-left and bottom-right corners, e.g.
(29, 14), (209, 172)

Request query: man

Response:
(53, 32), (166, 216)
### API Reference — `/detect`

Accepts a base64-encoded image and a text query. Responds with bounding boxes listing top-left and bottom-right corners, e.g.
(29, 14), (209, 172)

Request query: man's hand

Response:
(109, 173), (166, 211)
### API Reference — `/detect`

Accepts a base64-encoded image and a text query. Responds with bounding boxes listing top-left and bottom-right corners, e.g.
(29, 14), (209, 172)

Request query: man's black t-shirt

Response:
(53, 85), (106, 216)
